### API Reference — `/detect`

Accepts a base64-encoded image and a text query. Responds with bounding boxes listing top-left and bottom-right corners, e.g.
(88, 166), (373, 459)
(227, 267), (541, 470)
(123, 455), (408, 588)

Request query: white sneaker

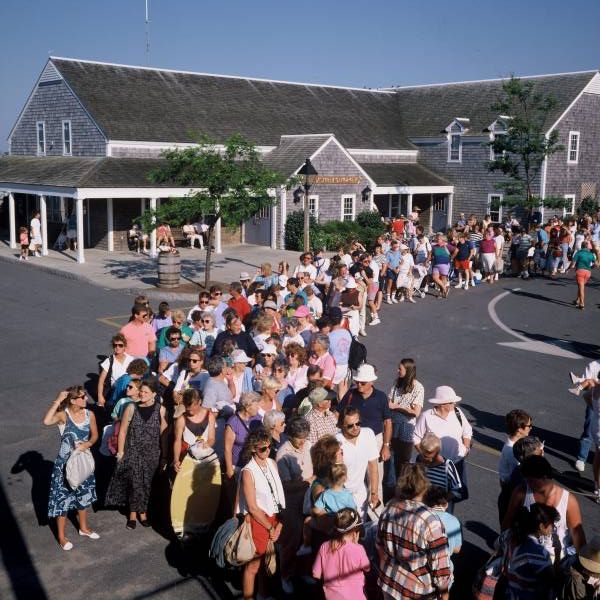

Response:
(78, 530), (100, 539)
(569, 372), (582, 385)
(296, 544), (312, 557)
(407, 298), (416, 304)
(391, 296), (399, 304)
(568, 386), (581, 397)
(369, 317), (380, 326)
(419, 290), (426, 299)
(464, 283), (469, 290)
(385, 296), (392, 304)
(574, 459), (585, 473)
(494, 273), (499, 281)
(455, 281), (464, 288)
(398, 296), (404, 302)
(423, 284), (429, 293)
(359, 330), (367, 337)
(35, 251), (41, 257)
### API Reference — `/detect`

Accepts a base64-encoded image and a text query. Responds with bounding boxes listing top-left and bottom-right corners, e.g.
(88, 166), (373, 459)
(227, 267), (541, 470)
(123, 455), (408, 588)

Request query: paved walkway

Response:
(0, 241), (303, 299)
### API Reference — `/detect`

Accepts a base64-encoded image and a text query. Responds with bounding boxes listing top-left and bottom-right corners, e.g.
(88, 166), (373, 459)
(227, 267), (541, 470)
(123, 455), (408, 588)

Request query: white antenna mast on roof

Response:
(145, 0), (151, 66)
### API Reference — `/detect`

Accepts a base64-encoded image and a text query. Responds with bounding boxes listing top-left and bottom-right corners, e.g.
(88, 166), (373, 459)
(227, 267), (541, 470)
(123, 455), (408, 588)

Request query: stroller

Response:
(53, 226), (68, 251)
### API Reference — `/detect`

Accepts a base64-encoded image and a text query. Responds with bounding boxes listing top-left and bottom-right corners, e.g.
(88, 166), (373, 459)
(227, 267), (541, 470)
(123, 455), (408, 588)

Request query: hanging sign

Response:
(308, 175), (361, 185)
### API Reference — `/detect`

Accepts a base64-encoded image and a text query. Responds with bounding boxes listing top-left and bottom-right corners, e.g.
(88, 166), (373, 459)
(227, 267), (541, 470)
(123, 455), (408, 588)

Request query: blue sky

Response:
(1, 0), (598, 151)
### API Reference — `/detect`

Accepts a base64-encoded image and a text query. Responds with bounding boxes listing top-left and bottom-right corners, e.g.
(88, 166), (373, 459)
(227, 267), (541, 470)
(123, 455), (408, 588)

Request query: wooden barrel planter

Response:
(157, 251), (181, 288)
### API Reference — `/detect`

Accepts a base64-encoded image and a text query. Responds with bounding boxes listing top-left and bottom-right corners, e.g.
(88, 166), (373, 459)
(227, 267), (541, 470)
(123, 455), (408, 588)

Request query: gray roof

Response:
(263, 135), (332, 178)
(359, 162), (451, 187)
(51, 58), (411, 150)
(0, 156), (170, 188)
(393, 71), (598, 138)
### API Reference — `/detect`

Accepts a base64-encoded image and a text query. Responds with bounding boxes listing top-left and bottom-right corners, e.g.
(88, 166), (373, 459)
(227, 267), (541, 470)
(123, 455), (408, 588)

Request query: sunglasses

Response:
(190, 358), (202, 363)
(138, 313), (148, 318)
(256, 444), (271, 453)
(199, 301), (209, 305)
(113, 343), (125, 348)
(76, 394), (86, 400)
(126, 384), (137, 390)
(170, 337), (181, 342)
(346, 422), (361, 429)
(212, 292), (222, 296)
(202, 320), (212, 324)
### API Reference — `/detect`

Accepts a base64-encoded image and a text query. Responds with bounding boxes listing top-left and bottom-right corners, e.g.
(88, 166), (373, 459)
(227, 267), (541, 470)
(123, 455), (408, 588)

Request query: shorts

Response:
(333, 364), (349, 385)
(367, 282), (379, 301)
(250, 513), (279, 556)
(385, 269), (398, 281)
(576, 269), (591, 284)
(21, 244), (28, 251)
(432, 263), (450, 277)
(67, 229), (77, 239)
(454, 259), (470, 271)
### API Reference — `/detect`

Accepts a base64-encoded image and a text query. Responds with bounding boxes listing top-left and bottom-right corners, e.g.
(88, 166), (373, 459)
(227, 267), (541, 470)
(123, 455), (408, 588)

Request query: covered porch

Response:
(359, 162), (454, 232)
(0, 156), (223, 264)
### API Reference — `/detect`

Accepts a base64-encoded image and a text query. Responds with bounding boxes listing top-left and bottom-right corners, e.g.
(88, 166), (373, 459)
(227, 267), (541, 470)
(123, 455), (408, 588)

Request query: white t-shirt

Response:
(369, 259), (380, 282)
(498, 438), (518, 484)
(101, 353), (134, 385)
(293, 263), (317, 280)
(336, 427), (379, 510)
(494, 235), (505, 253)
(30, 217), (42, 242)
(307, 295), (323, 317)
(413, 407), (473, 462)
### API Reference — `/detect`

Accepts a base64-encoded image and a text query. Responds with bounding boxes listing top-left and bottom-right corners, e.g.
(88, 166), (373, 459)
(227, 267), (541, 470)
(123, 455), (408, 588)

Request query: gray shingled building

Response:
(1, 57), (598, 262)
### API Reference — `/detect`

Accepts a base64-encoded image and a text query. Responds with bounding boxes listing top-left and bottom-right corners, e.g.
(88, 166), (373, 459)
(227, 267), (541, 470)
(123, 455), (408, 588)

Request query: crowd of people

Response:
(42, 209), (600, 600)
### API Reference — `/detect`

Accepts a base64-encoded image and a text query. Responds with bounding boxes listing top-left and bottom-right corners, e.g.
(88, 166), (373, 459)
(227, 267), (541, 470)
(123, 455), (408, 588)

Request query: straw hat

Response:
(580, 535), (600, 574)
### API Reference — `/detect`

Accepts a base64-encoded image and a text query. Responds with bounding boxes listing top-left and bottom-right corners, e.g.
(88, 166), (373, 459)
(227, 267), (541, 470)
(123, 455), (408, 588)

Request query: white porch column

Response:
(447, 193), (454, 228)
(428, 194), (434, 233)
(215, 201), (222, 254)
(270, 190), (277, 250)
(76, 197), (85, 264)
(149, 197), (158, 258)
(39, 194), (48, 256)
(406, 193), (413, 216)
(106, 198), (114, 252)
(279, 186), (287, 249)
(8, 193), (16, 249)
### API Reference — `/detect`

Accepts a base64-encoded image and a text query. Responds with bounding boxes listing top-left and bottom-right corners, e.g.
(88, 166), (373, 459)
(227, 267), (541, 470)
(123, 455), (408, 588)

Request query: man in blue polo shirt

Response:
(337, 363), (392, 499)
(383, 239), (402, 304)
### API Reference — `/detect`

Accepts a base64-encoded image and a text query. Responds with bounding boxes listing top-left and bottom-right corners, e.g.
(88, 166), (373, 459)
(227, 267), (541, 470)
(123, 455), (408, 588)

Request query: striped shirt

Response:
(416, 456), (462, 494)
(506, 536), (554, 599)
(377, 499), (451, 599)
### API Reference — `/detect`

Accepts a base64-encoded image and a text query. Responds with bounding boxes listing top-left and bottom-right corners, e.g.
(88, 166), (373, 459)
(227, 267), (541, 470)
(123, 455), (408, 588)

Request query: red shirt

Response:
(392, 219), (405, 234)
(228, 296), (251, 321)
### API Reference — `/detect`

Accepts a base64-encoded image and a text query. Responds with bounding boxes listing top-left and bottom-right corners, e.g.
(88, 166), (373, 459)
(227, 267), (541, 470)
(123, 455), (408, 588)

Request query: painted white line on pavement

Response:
(487, 288), (583, 360)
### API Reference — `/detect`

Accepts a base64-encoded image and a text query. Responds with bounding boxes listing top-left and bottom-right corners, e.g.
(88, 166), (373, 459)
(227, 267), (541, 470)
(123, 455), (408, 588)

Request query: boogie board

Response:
(170, 452), (221, 538)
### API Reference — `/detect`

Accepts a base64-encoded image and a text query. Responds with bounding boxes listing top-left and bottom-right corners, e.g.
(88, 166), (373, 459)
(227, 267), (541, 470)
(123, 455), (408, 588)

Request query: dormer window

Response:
(489, 117), (509, 160)
(445, 119), (468, 163)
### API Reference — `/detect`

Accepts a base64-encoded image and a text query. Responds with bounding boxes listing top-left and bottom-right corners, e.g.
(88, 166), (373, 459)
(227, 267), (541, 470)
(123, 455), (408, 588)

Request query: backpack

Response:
(348, 336), (367, 371)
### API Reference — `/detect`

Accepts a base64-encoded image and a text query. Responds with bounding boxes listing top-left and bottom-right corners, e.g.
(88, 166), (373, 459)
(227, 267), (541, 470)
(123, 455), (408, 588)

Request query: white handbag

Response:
(65, 448), (95, 489)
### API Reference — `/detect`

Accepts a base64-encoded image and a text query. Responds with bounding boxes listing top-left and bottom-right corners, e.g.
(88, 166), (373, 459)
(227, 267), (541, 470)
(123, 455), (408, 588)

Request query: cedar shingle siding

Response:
(10, 80), (106, 156)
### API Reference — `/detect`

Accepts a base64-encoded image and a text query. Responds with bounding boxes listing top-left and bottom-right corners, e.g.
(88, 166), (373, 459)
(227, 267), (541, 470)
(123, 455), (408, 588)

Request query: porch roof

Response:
(0, 156), (170, 189)
(359, 162), (451, 187)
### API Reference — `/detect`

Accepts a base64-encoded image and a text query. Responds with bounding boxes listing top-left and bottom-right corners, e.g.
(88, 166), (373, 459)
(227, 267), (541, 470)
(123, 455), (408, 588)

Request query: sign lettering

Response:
(307, 175), (361, 185)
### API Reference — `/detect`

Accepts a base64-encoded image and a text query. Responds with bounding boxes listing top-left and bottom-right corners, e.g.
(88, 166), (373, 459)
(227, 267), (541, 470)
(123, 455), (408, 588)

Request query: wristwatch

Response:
(383, 442), (390, 447)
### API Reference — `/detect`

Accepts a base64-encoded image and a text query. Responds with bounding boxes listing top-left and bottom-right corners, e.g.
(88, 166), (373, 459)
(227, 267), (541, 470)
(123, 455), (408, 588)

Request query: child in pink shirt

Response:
(19, 226), (29, 261)
(312, 508), (370, 600)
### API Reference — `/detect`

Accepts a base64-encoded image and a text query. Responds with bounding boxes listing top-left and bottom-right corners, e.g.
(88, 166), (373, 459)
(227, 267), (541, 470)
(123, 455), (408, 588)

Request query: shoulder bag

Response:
(65, 447), (95, 489)
(224, 514), (256, 566)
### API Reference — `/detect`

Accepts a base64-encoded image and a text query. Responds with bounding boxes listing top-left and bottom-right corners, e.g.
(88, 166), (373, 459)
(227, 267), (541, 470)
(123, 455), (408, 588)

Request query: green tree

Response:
(140, 134), (283, 287)
(488, 76), (565, 214)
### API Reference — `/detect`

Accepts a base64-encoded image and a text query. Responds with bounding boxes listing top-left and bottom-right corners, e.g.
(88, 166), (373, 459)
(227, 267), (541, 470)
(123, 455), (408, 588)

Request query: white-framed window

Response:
(341, 194), (355, 221)
(567, 131), (580, 164)
(487, 193), (503, 223)
(62, 120), (72, 155)
(390, 195), (401, 217)
(489, 119), (508, 160)
(308, 195), (319, 218)
(448, 133), (462, 162)
(36, 121), (46, 155)
(563, 194), (576, 217)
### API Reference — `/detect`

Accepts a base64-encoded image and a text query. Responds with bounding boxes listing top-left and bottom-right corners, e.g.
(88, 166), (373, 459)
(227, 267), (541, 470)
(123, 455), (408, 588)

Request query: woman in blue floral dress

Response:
(44, 386), (99, 551)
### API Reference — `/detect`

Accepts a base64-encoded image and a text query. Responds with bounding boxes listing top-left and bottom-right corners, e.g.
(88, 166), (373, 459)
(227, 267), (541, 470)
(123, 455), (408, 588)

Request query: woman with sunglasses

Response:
(238, 429), (285, 600)
(106, 378), (168, 529)
(44, 386), (99, 550)
(157, 309), (192, 350)
(189, 311), (218, 356)
(97, 334), (134, 408)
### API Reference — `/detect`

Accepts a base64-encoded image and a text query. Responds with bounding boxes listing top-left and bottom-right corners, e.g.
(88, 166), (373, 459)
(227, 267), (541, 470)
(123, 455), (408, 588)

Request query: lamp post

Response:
(297, 158), (318, 252)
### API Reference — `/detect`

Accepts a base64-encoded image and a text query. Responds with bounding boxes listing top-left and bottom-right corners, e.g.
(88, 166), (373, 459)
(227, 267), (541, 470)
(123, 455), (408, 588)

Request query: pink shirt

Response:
(309, 352), (336, 383)
(312, 540), (369, 600)
(120, 322), (156, 357)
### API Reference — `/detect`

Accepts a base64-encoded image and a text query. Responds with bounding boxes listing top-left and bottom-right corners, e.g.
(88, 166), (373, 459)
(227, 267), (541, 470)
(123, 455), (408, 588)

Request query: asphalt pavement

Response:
(0, 262), (599, 599)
